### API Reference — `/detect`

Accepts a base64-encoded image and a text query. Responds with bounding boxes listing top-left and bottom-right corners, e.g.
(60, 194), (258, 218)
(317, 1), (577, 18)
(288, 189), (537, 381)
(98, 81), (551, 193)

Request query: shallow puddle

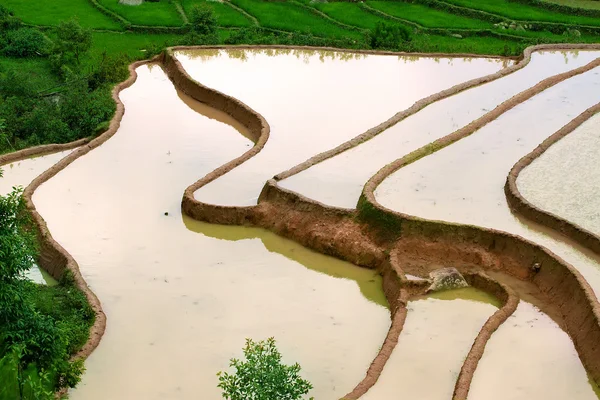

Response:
(518, 113), (600, 236)
(33, 64), (390, 400)
(362, 287), (497, 400)
(175, 48), (507, 207)
(0, 151), (71, 285)
(375, 64), (600, 398)
(281, 50), (600, 208)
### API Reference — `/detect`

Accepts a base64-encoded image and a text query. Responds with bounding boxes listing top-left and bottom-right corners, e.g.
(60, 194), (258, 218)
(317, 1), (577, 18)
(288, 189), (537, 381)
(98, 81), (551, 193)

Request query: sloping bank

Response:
(2, 44), (600, 398)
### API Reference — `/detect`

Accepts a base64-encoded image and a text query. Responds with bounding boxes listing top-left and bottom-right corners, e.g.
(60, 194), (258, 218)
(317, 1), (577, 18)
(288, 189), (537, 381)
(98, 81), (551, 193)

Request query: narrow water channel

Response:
(280, 50), (600, 208)
(175, 48), (507, 207)
(32, 63), (390, 400)
(518, 113), (600, 236)
(374, 64), (600, 399)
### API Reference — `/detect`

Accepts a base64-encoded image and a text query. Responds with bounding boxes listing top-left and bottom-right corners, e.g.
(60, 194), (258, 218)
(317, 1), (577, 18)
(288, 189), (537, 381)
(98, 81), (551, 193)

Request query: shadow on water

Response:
(183, 214), (389, 309)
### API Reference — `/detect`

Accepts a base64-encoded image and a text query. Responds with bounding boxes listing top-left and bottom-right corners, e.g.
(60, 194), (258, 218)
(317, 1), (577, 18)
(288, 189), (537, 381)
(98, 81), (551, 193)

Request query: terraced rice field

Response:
(6, 45), (600, 400)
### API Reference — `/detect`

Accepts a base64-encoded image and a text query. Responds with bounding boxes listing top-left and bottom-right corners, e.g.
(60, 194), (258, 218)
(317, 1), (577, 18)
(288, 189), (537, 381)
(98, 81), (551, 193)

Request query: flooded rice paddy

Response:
(33, 64), (389, 400)
(281, 50), (600, 208)
(375, 61), (600, 399)
(17, 47), (600, 399)
(518, 113), (600, 236)
(175, 48), (508, 207)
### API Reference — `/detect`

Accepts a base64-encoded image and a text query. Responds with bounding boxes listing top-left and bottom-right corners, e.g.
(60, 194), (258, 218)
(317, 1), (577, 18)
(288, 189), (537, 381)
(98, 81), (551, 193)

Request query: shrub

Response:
(2, 28), (51, 57)
(218, 337), (314, 400)
(190, 4), (218, 35)
(370, 21), (412, 50)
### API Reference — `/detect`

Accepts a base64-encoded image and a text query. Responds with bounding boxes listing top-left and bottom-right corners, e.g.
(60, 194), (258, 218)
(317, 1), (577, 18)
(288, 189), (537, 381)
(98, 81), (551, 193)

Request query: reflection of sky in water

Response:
(176, 48), (507, 206)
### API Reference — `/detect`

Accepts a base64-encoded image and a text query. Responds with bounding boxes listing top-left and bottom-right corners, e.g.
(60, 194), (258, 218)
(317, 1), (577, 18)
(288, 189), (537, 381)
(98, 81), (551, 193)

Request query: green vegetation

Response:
(439, 0), (600, 25)
(218, 338), (314, 400)
(183, 0), (253, 27)
(366, 1), (492, 29)
(229, 0), (364, 40)
(0, 183), (94, 398)
(542, 0), (600, 10)
(0, 0), (122, 29)
(97, 0), (184, 27)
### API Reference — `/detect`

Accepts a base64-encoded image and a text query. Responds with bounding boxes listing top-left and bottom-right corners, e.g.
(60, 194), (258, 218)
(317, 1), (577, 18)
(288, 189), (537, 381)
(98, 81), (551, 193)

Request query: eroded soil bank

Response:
(518, 113), (600, 237)
(280, 50), (600, 208)
(0, 152), (72, 285)
(33, 64), (390, 400)
(175, 48), (507, 207)
(374, 64), (600, 399)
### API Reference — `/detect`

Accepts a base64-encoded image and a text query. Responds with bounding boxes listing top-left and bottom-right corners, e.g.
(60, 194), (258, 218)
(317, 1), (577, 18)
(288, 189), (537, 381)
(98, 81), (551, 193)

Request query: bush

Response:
(2, 28), (51, 57)
(190, 4), (218, 35)
(370, 21), (412, 50)
(218, 337), (314, 400)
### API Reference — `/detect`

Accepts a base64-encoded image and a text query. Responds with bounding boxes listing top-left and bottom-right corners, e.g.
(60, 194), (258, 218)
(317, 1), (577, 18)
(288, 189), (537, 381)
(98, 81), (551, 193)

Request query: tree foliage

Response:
(370, 22), (412, 50)
(218, 338), (314, 400)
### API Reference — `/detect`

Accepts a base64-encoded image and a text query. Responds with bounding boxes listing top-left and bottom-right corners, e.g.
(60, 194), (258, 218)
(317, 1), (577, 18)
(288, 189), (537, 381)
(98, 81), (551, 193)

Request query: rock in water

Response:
(427, 267), (468, 293)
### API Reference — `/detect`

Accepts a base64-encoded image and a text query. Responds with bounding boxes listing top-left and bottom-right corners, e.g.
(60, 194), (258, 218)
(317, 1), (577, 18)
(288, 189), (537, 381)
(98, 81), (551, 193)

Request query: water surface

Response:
(34, 64), (390, 400)
(175, 48), (508, 207)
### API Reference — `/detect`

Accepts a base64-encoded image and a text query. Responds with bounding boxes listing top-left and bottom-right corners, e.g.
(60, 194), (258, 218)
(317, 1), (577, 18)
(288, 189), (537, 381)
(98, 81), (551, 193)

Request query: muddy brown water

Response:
(280, 50), (600, 208)
(362, 288), (498, 400)
(375, 64), (600, 399)
(518, 113), (600, 236)
(0, 152), (71, 285)
(174, 48), (508, 207)
(33, 64), (389, 400)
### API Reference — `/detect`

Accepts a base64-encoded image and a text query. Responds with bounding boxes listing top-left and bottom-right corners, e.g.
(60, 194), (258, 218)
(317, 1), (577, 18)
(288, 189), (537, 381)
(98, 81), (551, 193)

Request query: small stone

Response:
(427, 267), (468, 293)
(531, 262), (541, 273)
(164, 212), (169, 216)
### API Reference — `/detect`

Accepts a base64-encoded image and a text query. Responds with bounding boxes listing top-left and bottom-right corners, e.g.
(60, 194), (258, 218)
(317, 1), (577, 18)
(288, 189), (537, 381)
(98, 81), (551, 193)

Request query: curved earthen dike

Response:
(168, 44), (600, 399)
(506, 102), (600, 255)
(4, 44), (600, 398)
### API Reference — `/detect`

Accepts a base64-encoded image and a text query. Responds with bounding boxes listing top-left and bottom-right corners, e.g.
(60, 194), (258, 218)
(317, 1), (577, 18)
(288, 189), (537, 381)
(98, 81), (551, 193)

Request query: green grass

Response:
(182, 0), (253, 27)
(0, 0), (123, 29)
(408, 32), (527, 54)
(542, 0), (600, 10)
(367, 1), (493, 29)
(310, 2), (392, 30)
(87, 31), (184, 61)
(0, 58), (59, 90)
(97, 0), (184, 27)
(229, 0), (364, 39)
(438, 0), (600, 26)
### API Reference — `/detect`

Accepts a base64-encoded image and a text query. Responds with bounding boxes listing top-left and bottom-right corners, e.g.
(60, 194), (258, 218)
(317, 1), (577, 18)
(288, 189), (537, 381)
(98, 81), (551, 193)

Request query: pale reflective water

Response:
(375, 65), (600, 399)
(518, 113), (600, 236)
(33, 64), (390, 400)
(175, 48), (508, 207)
(0, 152), (70, 285)
(282, 51), (600, 208)
(362, 288), (497, 400)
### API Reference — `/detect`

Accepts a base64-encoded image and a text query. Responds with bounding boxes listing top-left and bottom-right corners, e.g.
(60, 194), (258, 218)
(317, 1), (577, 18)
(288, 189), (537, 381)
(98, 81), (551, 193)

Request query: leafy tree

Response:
(54, 19), (91, 64)
(190, 4), (217, 35)
(218, 338), (314, 400)
(370, 22), (411, 50)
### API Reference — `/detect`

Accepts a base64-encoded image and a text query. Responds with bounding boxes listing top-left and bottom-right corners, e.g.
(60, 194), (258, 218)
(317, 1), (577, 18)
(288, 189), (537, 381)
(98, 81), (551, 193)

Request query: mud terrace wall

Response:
(5, 44), (600, 398)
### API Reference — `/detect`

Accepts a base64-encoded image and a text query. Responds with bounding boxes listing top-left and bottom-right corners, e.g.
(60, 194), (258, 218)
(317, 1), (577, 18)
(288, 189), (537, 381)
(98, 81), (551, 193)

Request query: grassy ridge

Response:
(229, 0), (364, 39)
(438, 0), (600, 25)
(0, 0), (123, 29)
(366, 1), (493, 29)
(97, 0), (184, 26)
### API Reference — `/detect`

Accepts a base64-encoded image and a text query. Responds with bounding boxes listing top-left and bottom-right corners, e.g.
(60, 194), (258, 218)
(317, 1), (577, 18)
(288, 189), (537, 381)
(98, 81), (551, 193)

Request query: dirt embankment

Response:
(506, 102), (600, 255)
